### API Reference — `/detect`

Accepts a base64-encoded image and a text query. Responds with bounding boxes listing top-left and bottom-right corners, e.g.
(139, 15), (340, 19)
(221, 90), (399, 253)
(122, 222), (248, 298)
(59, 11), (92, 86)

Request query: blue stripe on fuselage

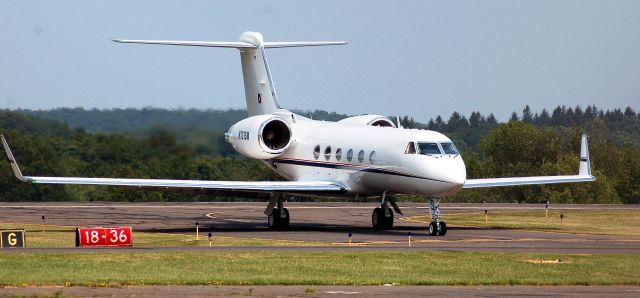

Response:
(272, 158), (450, 184)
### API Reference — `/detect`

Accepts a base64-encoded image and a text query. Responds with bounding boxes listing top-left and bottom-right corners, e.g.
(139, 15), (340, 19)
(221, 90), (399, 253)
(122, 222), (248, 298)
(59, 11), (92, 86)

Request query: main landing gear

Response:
(372, 207), (393, 229)
(428, 198), (447, 236)
(371, 191), (403, 230)
(265, 195), (290, 229)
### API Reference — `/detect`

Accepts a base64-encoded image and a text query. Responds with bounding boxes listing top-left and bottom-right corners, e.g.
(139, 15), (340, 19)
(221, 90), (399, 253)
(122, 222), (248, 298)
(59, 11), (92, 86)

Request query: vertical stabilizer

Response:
(239, 32), (280, 116)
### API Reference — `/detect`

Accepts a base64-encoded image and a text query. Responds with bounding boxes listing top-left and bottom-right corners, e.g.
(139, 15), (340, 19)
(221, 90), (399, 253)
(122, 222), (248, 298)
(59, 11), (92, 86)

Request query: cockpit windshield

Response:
(417, 142), (441, 155)
(440, 142), (459, 155)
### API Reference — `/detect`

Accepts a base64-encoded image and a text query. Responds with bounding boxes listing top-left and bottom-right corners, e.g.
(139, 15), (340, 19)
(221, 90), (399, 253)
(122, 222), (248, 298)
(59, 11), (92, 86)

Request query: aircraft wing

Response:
(463, 175), (595, 188)
(463, 134), (596, 188)
(1, 135), (347, 195)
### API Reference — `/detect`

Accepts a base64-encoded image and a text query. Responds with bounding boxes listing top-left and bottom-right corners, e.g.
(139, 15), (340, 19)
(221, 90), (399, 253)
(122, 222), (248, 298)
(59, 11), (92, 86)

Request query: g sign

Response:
(1, 230), (25, 248)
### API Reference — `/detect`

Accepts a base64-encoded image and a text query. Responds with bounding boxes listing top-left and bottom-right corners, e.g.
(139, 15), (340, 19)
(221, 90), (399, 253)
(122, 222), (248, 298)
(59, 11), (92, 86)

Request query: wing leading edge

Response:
(463, 134), (596, 188)
(1, 135), (347, 195)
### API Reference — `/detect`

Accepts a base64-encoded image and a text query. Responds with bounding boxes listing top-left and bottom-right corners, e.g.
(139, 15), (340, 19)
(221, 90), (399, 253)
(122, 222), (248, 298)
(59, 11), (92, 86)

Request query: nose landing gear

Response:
(428, 198), (447, 236)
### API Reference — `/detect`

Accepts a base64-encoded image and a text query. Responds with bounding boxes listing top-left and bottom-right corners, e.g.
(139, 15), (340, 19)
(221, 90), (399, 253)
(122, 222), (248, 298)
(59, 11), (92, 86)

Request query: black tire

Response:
(438, 221), (447, 236)
(428, 222), (438, 236)
(372, 207), (384, 229)
(280, 208), (290, 229)
(383, 209), (394, 229)
(268, 208), (281, 229)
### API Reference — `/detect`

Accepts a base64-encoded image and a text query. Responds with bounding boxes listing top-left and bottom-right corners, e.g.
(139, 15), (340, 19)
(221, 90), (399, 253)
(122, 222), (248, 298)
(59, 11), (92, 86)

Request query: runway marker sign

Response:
(1, 230), (25, 248)
(76, 227), (133, 247)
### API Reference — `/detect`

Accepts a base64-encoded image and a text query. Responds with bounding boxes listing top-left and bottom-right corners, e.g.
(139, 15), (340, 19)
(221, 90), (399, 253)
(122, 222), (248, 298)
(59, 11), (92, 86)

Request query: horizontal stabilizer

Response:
(112, 39), (347, 49)
(112, 39), (256, 49)
(263, 41), (347, 48)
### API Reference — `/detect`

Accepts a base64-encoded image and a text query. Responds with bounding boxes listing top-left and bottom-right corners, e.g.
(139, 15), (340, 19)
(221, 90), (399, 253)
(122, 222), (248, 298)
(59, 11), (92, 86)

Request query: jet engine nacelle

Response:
(226, 115), (292, 159)
(337, 115), (396, 128)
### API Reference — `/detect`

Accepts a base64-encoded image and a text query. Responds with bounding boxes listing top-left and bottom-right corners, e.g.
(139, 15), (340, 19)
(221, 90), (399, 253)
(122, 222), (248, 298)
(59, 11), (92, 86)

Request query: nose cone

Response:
(439, 156), (466, 194)
(447, 156), (467, 186)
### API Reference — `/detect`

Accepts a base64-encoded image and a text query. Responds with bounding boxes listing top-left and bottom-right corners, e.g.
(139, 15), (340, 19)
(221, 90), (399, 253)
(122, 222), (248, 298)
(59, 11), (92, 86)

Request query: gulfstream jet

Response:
(1, 32), (595, 236)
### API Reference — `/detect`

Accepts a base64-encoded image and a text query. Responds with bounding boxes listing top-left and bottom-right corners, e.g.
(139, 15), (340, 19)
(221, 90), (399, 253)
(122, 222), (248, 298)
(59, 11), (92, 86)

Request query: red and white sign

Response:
(76, 227), (133, 247)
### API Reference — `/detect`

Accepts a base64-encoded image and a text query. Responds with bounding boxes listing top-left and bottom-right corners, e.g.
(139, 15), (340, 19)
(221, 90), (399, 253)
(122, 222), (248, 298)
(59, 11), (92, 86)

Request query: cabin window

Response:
(417, 142), (442, 155)
(336, 148), (342, 161)
(358, 150), (365, 163)
(369, 151), (376, 164)
(324, 146), (332, 161)
(347, 149), (353, 162)
(405, 142), (416, 154)
(313, 145), (320, 160)
(440, 142), (459, 155)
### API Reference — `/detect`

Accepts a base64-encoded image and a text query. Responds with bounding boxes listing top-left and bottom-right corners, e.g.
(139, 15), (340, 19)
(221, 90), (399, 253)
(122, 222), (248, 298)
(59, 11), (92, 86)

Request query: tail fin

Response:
(113, 31), (347, 116)
(238, 32), (280, 116)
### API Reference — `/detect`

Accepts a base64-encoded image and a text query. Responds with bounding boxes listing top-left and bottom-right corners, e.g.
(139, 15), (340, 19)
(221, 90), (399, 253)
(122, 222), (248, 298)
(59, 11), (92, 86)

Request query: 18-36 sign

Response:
(76, 227), (133, 247)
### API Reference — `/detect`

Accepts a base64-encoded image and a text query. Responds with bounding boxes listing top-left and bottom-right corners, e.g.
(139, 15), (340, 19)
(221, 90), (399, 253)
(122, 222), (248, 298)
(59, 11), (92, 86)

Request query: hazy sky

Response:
(1, 1), (639, 121)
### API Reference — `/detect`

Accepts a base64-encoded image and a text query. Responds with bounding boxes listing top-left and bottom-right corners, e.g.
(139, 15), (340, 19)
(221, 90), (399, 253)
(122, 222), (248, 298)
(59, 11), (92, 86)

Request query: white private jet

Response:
(1, 32), (595, 236)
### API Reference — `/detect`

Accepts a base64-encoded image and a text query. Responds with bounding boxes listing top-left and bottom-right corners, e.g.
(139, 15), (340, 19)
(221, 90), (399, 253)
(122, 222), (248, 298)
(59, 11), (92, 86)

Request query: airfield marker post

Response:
(483, 200), (488, 223)
(195, 222), (199, 240)
(348, 231), (352, 245)
(208, 232), (212, 247)
(545, 201), (549, 218)
(408, 232), (412, 246)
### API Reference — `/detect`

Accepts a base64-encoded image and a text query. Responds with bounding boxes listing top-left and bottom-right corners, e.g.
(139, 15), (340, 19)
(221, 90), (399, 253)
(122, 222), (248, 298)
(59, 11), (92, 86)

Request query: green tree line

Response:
(0, 115), (279, 202)
(1, 106), (639, 203)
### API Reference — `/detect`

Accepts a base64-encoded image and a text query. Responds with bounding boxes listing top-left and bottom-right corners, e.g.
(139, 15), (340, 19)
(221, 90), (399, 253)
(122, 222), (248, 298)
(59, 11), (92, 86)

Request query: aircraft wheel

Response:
(280, 208), (290, 229)
(428, 222), (438, 236)
(383, 209), (394, 229)
(372, 207), (384, 229)
(438, 221), (447, 236)
(268, 208), (281, 229)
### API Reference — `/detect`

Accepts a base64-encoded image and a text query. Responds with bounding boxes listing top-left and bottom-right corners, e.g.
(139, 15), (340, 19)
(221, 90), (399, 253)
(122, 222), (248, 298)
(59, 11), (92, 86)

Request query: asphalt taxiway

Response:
(0, 202), (638, 254)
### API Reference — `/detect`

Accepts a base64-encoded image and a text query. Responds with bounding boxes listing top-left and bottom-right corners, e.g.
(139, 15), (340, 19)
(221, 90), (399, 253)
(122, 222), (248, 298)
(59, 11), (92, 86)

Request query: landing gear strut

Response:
(265, 195), (290, 229)
(372, 191), (402, 229)
(428, 198), (447, 236)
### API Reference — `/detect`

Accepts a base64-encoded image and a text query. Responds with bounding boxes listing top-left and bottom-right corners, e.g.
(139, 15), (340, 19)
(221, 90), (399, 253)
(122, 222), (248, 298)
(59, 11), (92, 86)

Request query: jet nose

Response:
(445, 156), (466, 187)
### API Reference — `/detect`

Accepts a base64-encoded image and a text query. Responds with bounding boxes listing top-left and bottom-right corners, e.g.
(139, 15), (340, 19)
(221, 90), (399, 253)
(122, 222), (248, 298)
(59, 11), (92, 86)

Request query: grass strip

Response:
(407, 209), (640, 237)
(0, 251), (638, 286)
(0, 223), (328, 247)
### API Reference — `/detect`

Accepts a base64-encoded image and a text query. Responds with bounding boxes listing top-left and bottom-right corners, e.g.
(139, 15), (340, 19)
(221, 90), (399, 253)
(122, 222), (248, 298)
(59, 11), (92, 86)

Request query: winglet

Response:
(1, 135), (29, 182)
(578, 134), (593, 177)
